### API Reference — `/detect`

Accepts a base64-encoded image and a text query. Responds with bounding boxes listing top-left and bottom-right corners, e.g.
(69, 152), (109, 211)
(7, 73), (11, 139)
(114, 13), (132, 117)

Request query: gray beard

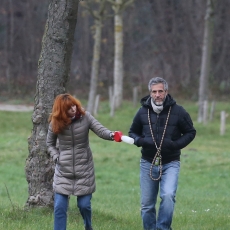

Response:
(154, 101), (163, 106)
(151, 95), (166, 106)
(151, 99), (163, 114)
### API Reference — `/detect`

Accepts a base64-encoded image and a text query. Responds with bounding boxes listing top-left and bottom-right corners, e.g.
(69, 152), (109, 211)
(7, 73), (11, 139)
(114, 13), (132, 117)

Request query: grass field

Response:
(0, 100), (230, 230)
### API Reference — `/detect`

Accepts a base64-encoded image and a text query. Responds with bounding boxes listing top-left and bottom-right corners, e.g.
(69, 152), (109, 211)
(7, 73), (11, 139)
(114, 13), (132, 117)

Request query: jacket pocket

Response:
(162, 138), (175, 151)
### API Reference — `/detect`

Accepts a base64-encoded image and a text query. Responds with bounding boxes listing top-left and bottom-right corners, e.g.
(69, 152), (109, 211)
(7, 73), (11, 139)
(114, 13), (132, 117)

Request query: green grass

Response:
(0, 100), (230, 229)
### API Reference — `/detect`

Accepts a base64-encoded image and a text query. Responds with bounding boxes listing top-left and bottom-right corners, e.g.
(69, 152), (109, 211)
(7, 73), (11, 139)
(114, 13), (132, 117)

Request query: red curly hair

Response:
(49, 94), (85, 134)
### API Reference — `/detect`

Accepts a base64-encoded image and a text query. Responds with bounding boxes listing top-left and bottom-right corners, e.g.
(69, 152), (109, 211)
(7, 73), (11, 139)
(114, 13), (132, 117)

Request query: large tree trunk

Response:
(197, 0), (214, 123)
(113, 0), (124, 109)
(25, 0), (79, 207)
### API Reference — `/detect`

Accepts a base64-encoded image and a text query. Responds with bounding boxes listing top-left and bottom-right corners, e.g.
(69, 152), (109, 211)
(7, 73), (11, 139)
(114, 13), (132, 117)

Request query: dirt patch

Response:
(0, 104), (34, 112)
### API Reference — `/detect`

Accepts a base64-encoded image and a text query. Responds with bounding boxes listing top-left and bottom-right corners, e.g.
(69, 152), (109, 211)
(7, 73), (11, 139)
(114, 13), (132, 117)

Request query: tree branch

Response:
(107, 0), (134, 14)
(81, 2), (99, 19)
(122, 0), (134, 9)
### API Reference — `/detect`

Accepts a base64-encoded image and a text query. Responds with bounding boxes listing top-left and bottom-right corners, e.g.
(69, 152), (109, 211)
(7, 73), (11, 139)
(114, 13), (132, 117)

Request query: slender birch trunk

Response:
(85, 0), (107, 114)
(87, 19), (103, 114)
(198, 0), (214, 123)
(113, 0), (123, 108)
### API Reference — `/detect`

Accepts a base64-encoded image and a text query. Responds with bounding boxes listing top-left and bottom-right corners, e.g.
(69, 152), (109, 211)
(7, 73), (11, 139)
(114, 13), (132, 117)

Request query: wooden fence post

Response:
(133, 86), (138, 107)
(109, 86), (113, 108)
(209, 101), (215, 121)
(203, 100), (208, 124)
(110, 95), (116, 117)
(93, 94), (100, 116)
(220, 111), (226, 135)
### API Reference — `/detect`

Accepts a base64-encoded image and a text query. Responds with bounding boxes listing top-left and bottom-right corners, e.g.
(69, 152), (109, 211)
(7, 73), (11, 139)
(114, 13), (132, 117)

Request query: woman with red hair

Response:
(46, 93), (115, 230)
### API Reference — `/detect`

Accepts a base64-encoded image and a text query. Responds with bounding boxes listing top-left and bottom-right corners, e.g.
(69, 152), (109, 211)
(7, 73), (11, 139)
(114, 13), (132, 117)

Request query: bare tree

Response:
(25, 0), (79, 207)
(1, 1), (230, 100)
(197, 0), (214, 123)
(108, 0), (134, 108)
(83, 0), (108, 114)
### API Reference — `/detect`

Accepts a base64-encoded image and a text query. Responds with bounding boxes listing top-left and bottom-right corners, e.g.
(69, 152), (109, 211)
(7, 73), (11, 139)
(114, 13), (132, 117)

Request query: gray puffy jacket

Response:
(46, 111), (113, 196)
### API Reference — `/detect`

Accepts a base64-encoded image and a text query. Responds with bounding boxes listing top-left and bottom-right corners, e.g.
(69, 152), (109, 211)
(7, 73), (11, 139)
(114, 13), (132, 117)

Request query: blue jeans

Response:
(54, 193), (92, 230)
(140, 159), (180, 230)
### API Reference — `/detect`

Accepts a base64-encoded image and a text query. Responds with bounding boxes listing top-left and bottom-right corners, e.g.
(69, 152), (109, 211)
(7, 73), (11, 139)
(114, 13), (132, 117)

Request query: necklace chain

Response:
(147, 106), (171, 181)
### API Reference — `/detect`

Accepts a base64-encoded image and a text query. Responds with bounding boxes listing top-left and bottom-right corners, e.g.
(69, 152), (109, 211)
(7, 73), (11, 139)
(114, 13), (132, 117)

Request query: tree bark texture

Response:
(198, 0), (214, 123)
(25, 0), (78, 207)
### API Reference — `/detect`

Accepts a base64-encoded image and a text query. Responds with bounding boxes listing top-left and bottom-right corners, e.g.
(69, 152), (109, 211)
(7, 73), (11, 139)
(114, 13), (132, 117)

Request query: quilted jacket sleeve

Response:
(86, 111), (113, 140)
(46, 123), (59, 162)
(172, 106), (196, 150)
(128, 108), (144, 146)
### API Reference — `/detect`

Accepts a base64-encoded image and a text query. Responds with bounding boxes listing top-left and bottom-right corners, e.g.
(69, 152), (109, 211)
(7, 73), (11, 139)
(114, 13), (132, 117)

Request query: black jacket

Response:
(128, 94), (196, 164)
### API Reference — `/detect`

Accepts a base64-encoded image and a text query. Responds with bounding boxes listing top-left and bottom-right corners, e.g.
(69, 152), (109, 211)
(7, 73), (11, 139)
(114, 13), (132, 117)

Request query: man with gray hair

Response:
(129, 77), (196, 230)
